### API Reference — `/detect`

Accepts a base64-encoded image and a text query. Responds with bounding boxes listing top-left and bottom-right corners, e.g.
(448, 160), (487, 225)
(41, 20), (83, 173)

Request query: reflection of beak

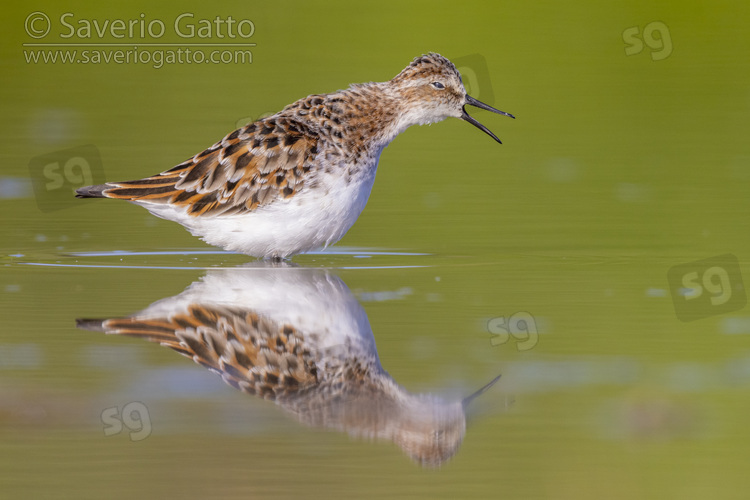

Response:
(462, 373), (502, 409)
(461, 95), (515, 144)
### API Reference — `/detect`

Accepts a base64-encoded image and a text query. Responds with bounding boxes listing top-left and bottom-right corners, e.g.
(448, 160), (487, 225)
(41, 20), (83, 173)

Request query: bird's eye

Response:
(431, 82), (445, 89)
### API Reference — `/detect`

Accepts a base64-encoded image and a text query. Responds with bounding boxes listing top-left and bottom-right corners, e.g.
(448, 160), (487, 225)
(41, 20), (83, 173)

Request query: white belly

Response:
(141, 161), (379, 258)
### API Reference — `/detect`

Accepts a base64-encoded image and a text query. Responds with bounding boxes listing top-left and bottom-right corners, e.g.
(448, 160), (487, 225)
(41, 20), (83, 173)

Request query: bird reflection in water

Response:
(77, 264), (501, 467)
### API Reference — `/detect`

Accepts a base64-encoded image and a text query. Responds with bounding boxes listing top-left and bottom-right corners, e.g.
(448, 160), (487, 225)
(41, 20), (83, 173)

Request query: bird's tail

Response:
(75, 175), (182, 202)
(75, 184), (110, 199)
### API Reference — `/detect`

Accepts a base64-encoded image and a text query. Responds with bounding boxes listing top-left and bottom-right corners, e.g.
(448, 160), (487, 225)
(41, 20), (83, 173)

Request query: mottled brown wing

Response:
(76, 304), (319, 399)
(81, 116), (319, 216)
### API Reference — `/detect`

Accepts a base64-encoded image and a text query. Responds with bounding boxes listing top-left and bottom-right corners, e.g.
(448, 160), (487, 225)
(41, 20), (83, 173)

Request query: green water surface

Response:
(1, 1), (750, 498)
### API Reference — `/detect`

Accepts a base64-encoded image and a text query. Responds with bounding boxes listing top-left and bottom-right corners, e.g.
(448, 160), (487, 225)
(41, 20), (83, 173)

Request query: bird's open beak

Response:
(461, 95), (515, 144)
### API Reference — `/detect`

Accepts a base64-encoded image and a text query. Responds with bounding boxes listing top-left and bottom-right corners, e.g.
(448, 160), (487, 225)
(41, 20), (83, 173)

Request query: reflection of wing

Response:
(75, 116), (319, 216)
(78, 304), (319, 400)
(76, 265), (493, 467)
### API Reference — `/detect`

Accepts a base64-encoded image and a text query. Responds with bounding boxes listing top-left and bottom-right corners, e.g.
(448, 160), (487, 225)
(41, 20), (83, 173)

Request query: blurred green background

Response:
(2, 1), (750, 498)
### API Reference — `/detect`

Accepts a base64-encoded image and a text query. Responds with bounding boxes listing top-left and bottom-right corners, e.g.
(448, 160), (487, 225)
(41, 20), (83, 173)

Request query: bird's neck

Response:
(331, 82), (413, 148)
(283, 82), (425, 151)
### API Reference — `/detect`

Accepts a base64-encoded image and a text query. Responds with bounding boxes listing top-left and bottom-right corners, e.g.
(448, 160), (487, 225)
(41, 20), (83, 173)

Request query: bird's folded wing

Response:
(77, 303), (319, 399)
(79, 116), (320, 217)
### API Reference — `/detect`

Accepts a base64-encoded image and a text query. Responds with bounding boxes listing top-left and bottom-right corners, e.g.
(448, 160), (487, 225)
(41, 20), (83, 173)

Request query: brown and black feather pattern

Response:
(75, 116), (320, 217)
(77, 304), (320, 400)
